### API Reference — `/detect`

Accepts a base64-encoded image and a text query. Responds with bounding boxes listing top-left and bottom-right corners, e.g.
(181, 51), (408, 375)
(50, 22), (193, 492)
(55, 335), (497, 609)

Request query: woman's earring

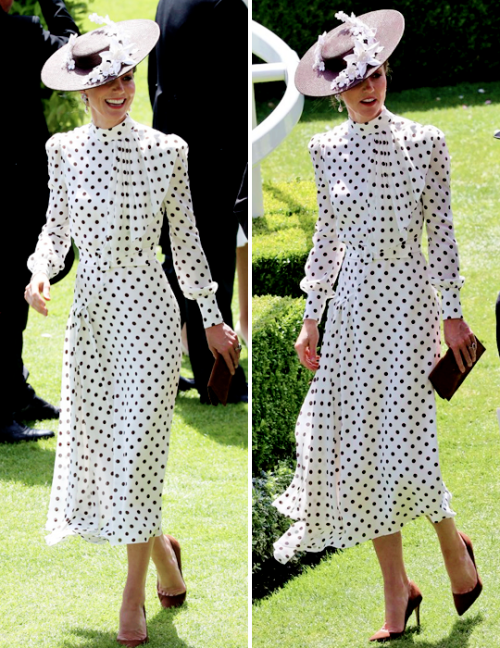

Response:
(336, 95), (344, 112)
(82, 93), (89, 114)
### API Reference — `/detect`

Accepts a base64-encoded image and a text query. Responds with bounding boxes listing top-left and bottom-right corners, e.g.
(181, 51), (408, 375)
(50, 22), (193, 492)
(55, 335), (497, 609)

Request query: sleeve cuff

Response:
(197, 294), (223, 328)
(28, 258), (50, 278)
(303, 292), (328, 322)
(441, 288), (463, 320)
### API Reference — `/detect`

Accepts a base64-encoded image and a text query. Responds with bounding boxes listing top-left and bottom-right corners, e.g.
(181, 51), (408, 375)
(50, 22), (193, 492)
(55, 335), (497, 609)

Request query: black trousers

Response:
(2, 163), (49, 424)
(0, 264), (34, 424)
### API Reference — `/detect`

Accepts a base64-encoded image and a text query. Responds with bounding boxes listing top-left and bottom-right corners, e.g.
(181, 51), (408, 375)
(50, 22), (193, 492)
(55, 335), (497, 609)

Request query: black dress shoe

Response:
(0, 421), (55, 443)
(227, 383), (248, 404)
(178, 376), (196, 392)
(15, 395), (60, 422)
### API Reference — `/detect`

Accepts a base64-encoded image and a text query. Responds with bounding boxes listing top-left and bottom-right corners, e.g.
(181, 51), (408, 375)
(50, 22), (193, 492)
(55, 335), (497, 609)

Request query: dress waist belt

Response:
(331, 240), (423, 309)
(78, 248), (157, 272)
(346, 239), (421, 263)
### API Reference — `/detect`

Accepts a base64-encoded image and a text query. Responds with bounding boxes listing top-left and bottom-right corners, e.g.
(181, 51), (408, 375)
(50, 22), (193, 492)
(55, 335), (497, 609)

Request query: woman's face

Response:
(340, 66), (387, 123)
(83, 70), (135, 129)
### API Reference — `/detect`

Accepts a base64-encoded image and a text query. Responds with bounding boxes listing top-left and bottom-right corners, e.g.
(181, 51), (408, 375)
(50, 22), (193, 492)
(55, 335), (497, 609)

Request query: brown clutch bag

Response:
(429, 339), (485, 401)
(207, 355), (233, 406)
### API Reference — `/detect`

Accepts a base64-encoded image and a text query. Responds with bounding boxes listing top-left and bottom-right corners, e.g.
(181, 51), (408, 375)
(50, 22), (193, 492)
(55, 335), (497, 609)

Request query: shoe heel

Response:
(415, 603), (421, 627)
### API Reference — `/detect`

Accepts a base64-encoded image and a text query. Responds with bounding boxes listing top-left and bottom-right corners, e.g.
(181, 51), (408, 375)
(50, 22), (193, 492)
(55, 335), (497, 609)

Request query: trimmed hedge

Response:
(253, 0), (500, 91)
(252, 295), (313, 475)
(253, 253), (309, 298)
(252, 461), (336, 599)
(252, 183), (317, 297)
(252, 461), (295, 575)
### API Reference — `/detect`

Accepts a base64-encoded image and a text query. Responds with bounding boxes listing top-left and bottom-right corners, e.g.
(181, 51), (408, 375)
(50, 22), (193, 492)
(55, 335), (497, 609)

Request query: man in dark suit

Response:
(148, 0), (248, 404)
(0, 0), (78, 441)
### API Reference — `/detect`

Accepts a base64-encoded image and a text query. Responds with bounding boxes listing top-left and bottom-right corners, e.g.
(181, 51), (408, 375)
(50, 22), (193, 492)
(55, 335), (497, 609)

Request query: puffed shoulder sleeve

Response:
(28, 134), (71, 279)
(422, 128), (464, 319)
(300, 134), (346, 321)
(162, 139), (223, 328)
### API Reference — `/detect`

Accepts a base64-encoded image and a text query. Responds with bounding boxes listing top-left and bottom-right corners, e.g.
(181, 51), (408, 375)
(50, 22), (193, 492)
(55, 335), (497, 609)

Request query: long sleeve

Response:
(301, 135), (346, 321)
(27, 134), (71, 279)
(422, 128), (464, 319)
(163, 142), (223, 328)
(38, 0), (79, 58)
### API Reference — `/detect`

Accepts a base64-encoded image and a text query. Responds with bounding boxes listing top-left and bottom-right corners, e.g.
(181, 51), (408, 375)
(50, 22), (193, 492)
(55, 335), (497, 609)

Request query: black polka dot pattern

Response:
(28, 116), (222, 546)
(273, 108), (464, 563)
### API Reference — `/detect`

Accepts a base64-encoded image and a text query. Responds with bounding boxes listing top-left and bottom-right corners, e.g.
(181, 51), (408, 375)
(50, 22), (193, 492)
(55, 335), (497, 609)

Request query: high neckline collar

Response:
(90, 114), (134, 142)
(348, 106), (393, 135)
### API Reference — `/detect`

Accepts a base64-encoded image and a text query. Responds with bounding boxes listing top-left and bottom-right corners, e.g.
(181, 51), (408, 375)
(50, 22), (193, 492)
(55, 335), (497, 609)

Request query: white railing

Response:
(252, 21), (304, 217)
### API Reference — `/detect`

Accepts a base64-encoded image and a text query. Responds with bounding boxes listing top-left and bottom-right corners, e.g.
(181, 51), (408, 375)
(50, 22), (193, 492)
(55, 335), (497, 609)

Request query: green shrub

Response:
(252, 183), (317, 297)
(13, 0), (91, 133)
(252, 461), (336, 599)
(253, 0), (500, 90)
(253, 253), (308, 298)
(252, 461), (296, 575)
(252, 295), (313, 475)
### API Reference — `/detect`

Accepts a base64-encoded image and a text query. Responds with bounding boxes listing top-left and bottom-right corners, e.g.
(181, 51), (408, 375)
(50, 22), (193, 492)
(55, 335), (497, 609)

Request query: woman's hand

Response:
(205, 322), (240, 375)
(295, 318), (320, 371)
(24, 272), (51, 317)
(443, 318), (477, 373)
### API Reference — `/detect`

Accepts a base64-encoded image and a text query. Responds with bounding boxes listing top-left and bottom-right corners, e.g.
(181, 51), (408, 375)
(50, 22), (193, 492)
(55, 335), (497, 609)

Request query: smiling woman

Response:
(82, 69), (136, 127)
(24, 12), (241, 648)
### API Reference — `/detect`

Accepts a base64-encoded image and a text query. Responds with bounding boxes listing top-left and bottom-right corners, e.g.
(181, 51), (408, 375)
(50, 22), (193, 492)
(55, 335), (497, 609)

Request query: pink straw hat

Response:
(295, 9), (404, 97)
(41, 15), (160, 92)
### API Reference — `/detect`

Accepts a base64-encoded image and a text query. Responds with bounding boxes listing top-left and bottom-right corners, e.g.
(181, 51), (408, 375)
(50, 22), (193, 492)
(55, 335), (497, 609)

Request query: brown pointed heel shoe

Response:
(157, 534), (187, 609)
(369, 581), (422, 642)
(117, 606), (148, 647)
(453, 532), (482, 616)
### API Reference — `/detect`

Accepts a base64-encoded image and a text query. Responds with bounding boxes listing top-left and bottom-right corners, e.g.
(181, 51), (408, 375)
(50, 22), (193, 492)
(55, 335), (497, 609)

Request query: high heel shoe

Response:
(117, 606), (148, 647)
(156, 534), (187, 608)
(453, 531), (482, 616)
(369, 581), (422, 642)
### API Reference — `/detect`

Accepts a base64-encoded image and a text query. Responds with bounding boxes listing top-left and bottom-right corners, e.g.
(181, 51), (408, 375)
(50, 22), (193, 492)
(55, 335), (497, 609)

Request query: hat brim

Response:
(295, 10), (404, 97)
(41, 19), (160, 92)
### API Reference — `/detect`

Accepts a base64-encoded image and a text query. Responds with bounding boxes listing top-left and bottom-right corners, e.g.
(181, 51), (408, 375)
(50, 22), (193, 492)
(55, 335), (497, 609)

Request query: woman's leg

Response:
(372, 532), (412, 632)
(151, 534), (186, 595)
(431, 518), (478, 593)
(118, 539), (154, 641)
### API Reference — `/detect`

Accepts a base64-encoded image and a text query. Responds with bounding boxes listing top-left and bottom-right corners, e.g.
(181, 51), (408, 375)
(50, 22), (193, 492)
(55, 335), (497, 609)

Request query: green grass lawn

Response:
(252, 83), (500, 647)
(0, 2), (248, 647)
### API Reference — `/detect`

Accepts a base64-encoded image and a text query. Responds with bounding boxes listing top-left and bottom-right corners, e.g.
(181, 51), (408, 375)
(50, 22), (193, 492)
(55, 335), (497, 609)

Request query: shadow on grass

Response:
(174, 393), (248, 450)
(262, 182), (308, 218)
(62, 608), (194, 648)
(0, 441), (55, 486)
(260, 182), (315, 242)
(382, 614), (483, 646)
(256, 81), (500, 125)
(253, 548), (336, 601)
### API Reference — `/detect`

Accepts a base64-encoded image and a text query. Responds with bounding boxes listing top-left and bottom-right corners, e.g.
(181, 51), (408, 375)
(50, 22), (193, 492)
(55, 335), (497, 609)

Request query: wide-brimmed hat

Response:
(41, 14), (160, 91)
(295, 9), (404, 97)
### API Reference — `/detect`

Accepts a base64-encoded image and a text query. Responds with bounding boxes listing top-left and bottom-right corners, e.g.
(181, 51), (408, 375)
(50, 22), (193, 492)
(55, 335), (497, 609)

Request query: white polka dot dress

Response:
(273, 108), (464, 563)
(28, 115), (222, 546)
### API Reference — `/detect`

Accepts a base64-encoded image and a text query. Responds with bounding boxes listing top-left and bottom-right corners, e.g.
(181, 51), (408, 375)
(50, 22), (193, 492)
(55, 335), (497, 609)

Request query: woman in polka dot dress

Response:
(272, 10), (482, 642)
(24, 17), (240, 647)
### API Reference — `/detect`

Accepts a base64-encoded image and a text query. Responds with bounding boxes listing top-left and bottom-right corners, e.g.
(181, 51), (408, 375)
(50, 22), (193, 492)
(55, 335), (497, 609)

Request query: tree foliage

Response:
(253, 0), (499, 91)
(12, 0), (92, 133)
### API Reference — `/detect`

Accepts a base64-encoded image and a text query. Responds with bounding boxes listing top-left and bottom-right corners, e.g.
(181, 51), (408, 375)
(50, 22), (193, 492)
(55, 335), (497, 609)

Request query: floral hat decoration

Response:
(295, 9), (404, 97)
(41, 14), (160, 91)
